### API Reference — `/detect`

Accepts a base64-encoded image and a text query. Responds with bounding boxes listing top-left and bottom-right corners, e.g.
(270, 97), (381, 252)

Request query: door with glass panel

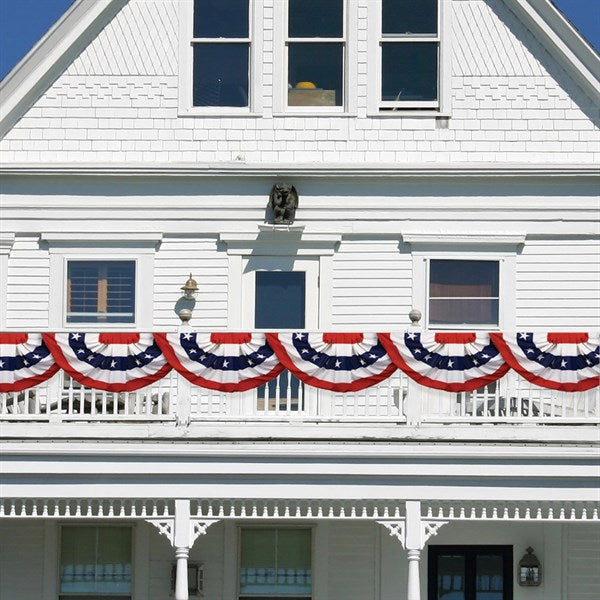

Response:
(242, 257), (319, 414)
(239, 527), (312, 599)
(428, 545), (513, 600)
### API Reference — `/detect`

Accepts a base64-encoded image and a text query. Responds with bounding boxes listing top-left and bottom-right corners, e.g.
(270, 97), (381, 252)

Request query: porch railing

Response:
(1, 369), (598, 425)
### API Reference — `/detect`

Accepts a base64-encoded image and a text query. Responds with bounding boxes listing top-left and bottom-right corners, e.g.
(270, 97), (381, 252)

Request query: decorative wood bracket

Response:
(422, 520), (448, 544)
(190, 519), (219, 547)
(146, 518), (175, 546)
(377, 519), (407, 548)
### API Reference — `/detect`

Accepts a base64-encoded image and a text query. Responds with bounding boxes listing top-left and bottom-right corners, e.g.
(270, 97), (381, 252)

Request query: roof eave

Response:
(0, 0), (130, 139)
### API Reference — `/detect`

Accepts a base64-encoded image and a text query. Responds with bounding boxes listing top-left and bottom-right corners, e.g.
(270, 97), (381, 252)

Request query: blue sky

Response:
(0, 0), (598, 80)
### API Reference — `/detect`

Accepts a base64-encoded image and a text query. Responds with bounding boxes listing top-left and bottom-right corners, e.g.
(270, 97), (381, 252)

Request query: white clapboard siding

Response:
(516, 240), (600, 329)
(1, 0), (597, 165)
(332, 241), (412, 328)
(6, 236), (50, 328)
(328, 522), (376, 600)
(567, 525), (600, 599)
(153, 237), (228, 329)
(0, 520), (46, 598)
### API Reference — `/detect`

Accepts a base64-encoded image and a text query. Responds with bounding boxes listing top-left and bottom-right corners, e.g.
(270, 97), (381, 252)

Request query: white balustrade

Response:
(1, 369), (597, 425)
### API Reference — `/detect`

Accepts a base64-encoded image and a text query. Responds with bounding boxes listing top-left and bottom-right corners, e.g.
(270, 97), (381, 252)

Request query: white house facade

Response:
(0, 1), (599, 599)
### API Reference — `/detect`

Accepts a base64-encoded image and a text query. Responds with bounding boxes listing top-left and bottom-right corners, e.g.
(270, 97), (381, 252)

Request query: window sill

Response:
(368, 110), (451, 118)
(178, 110), (263, 119)
(273, 112), (357, 118)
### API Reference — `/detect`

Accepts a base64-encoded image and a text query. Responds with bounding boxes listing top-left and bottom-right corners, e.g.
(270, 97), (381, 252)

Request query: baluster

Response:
(275, 374), (282, 413)
(1, 393), (6, 414)
(298, 381), (304, 414)
(286, 374), (292, 414)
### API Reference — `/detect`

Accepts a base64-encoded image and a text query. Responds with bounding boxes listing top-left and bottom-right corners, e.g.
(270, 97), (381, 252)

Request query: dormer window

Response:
(192, 0), (250, 108)
(380, 0), (440, 109)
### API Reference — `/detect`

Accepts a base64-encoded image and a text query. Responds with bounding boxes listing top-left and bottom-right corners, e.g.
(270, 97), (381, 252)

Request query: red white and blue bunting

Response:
(379, 331), (510, 392)
(490, 332), (600, 392)
(42, 333), (172, 392)
(266, 332), (397, 392)
(3, 330), (598, 393)
(0, 333), (59, 392)
(154, 332), (284, 392)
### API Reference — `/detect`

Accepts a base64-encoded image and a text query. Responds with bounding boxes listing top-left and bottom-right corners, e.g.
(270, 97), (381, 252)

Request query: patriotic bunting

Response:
(266, 332), (397, 392)
(154, 332), (284, 392)
(42, 332), (172, 392)
(0, 333), (59, 392)
(379, 331), (509, 392)
(490, 332), (600, 392)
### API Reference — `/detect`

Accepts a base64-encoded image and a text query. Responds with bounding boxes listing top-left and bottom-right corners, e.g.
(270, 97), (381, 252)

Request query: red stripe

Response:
(322, 332), (363, 344)
(266, 333), (397, 392)
(98, 332), (140, 344)
(434, 332), (476, 344)
(378, 333), (510, 393)
(0, 363), (60, 393)
(0, 333), (28, 344)
(547, 332), (589, 344)
(210, 332), (252, 344)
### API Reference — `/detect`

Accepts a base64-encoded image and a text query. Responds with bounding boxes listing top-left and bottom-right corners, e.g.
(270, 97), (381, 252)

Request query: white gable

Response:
(0, 0), (598, 166)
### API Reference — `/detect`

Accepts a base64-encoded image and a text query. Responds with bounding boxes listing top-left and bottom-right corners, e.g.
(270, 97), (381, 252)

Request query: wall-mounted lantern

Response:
(180, 273), (199, 300)
(518, 547), (541, 586)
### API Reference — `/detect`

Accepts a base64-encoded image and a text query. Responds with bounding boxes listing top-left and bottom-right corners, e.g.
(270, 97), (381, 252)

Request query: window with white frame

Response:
(286, 0), (345, 109)
(192, 0), (250, 107)
(380, 0), (440, 109)
(59, 525), (132, 599)
(428, 259), (499, 327)
(239, 527), (312, 599)
(66, 260), (135, 324)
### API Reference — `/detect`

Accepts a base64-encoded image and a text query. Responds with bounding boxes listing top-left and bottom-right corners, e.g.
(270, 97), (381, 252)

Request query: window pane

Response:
(193, 44), (249, 107)
(194, 0), (248, 38)
(288, 43), (343, 106)
(289, 0), (343, 38)
(476, 555), (504, 600)
(278, 529), (311, 570)
(429, 299), (499, 326)
(437, 555), (465, 600)
(60, 527), (132, 595)
(255, 271), (305, 329)
(67, 261), (135, 324)
(382, 42), (438, 101)
(430, 261), (499, 298)
(241, 529), (277, 570)
(383, 0), (437, 35)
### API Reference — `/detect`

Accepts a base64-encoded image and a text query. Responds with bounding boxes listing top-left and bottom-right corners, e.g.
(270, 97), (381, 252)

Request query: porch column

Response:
(405, 501), (423, 600)
(174, 499), (191, 600)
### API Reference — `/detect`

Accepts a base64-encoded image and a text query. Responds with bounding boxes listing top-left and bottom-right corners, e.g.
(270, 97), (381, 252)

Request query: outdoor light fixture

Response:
(518, 547), (541, 586)
(180, 273), (199, 300)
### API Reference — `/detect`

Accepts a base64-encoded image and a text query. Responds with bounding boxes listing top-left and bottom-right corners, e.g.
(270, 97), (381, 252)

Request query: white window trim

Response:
(367, 0), (451, 116)
(273, 0), (356, 115)
(45, 234), (159, 331)
(406, 234), (523, 330)
(178, 0), (263, 117)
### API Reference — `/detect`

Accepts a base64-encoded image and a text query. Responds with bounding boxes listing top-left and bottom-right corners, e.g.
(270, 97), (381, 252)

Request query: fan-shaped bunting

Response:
(379, 331), (509, 392)
(154, 332), (284, 392)
(0, 333), (60, 392)
(266, 332), (397, 392)
(489, 332), (600, 392)
(43, 332), (172, 392)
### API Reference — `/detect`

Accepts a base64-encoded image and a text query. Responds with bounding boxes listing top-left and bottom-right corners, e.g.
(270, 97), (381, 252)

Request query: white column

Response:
(174, 546), (190, 600)
(407, 549), (422, 600)
(174, 499), (191, 600)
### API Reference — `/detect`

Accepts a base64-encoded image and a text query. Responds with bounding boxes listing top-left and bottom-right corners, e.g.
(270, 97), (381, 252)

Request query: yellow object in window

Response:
(295, 81), (316, 89)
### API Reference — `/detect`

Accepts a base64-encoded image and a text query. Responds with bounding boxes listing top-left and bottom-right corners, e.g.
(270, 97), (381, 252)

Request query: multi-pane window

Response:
(192, 0), (250, 107)
(429, 260), (499, 327)
(428, 545), (513, 600)
(59, 526), (132, 599)
(287, 0), (344, 108)
(67, 261), (135, 324)
(239, 528), (312, 599)
(381, 0), (439, 108)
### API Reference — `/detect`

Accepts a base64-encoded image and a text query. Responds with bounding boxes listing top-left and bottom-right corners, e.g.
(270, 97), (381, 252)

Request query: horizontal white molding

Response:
(403, 232), (527, 245)
(1, 163), (599, 178)
(41, 232), (163, 244)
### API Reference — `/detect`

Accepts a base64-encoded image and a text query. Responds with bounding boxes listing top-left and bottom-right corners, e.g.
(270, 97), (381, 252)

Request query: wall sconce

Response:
(171, 562), (203, 596)
(181, 273), (199, 300)
(518, 546), (541, 586)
